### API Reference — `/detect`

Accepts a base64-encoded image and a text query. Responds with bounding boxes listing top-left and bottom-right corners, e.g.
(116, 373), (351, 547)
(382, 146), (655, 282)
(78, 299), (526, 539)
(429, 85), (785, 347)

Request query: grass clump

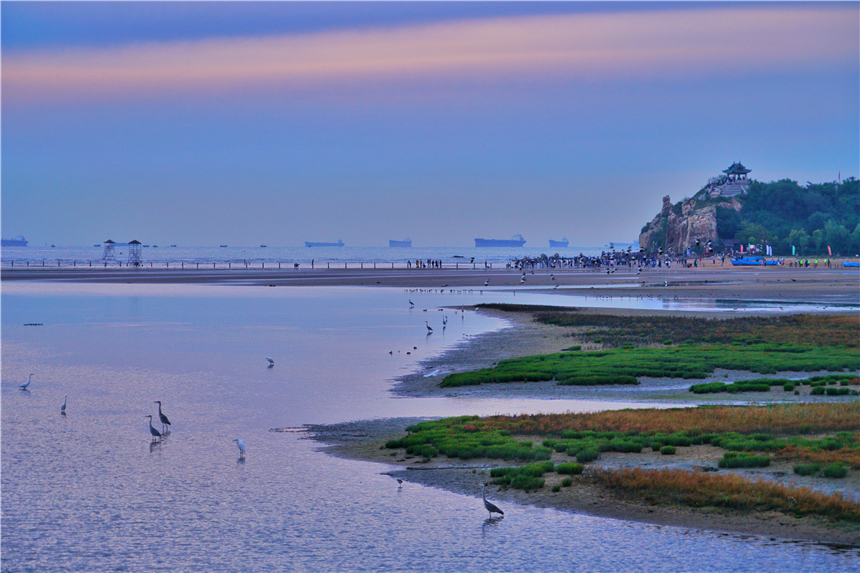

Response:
(561, 477), (574, 487)
(556, 462), (585, 475)
(793, 463), (822, 476)
(718, 451), (771, 468)
(660, 445), (677, 455)
(821, 463), (848, 479)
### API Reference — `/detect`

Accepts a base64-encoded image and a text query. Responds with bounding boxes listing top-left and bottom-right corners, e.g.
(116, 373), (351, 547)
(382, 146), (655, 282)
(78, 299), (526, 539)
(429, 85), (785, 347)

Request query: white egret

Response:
(424, 321), (433, 333)
(19, 373), (34, 390)
(144, 415), (162, 442)
(482, 484), (504, 518)
(61, 395), (67, 415)
(233, 438), (246, 458)
(266, 357), (275, 366)
(153, 401), (172, 433)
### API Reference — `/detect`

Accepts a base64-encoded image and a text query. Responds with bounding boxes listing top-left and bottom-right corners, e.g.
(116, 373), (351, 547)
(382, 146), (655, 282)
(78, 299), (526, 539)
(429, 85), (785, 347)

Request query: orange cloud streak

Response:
(3, 5), (856, 105)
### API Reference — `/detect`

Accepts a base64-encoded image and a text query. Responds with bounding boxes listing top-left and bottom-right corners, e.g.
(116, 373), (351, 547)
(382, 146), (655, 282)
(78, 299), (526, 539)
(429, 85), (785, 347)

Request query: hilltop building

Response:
(709, 161), (751, 197)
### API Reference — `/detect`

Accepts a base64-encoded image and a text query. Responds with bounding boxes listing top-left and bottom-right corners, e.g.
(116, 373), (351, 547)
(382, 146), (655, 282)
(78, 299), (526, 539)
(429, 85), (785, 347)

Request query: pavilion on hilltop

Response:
(717, 161), (751, 196)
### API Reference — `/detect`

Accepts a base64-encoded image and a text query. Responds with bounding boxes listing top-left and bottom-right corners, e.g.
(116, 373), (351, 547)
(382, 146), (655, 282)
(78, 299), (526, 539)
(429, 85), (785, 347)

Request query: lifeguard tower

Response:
(128, 240), (143, 266)
(102, 239), (116, 261)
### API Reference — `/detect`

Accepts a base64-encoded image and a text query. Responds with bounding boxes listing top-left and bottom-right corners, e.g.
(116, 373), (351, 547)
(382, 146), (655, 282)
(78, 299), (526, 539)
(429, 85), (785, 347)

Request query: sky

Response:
(2, 1), (858, 248)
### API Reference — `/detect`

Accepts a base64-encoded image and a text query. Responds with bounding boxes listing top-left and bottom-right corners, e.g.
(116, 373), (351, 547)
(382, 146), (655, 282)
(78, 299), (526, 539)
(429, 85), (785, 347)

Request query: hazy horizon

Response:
(3, 2), (858, 247)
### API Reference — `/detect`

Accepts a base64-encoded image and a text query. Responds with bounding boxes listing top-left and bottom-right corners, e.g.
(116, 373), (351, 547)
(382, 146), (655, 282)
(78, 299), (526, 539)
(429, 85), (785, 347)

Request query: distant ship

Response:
(260, 244), (267, 248)
(220, 245), (228, 248)
(474, 234), (526, 247)
(2, 235), (28, 247)
(305, 240), (344, 247)
(389, 238), (412, 247)
(548, 237), (569, 248)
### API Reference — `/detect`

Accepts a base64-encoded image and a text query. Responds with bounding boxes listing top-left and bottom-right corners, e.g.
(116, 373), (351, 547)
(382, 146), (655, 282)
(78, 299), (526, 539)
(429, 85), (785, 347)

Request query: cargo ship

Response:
(305, 240), (344, 247)
(474, 234), (526, 247)
(389, 238), (412, 247)
(548, 237), (569, 248)
(2, 235), (28, 247)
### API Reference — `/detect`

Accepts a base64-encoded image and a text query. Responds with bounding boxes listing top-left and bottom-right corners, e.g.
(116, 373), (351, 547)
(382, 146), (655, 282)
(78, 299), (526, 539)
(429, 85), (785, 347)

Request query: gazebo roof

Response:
(129, 240), (142, 245)
(723, 161), (751, 175)
(104, 239), (115, 244)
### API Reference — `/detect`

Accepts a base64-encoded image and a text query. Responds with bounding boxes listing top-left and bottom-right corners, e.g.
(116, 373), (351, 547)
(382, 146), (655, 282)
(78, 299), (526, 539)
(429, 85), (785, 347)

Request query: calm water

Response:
(2, 283), (856, 572)
(0, 244), (607, 267)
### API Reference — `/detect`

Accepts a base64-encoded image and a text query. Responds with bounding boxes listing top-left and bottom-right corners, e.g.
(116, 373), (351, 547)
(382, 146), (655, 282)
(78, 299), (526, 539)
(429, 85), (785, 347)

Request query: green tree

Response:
(812, 229), (825, 252)
(824, 220), (849, 254)
(788, 228), (810, 255)
(848, 224), (860, 255)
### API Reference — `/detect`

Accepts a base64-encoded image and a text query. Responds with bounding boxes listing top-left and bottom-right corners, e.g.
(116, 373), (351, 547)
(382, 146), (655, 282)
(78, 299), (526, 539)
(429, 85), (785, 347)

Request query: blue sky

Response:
(2, 2), (858, 247)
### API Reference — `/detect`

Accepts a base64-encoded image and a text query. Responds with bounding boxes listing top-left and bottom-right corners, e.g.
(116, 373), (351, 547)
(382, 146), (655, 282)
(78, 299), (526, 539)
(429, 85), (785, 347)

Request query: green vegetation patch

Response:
(689, 375), (860, 395)
(441, 344), (858, 388)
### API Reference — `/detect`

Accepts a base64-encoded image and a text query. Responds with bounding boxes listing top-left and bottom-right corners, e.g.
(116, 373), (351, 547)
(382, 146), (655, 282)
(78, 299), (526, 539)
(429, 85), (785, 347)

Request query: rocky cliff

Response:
(638, 194), (741, 253)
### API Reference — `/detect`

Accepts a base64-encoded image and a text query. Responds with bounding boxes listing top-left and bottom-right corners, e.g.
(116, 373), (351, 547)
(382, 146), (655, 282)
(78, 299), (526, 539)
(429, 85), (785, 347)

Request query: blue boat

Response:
(730, 256), (781, 266)
(842, 260), (860, 268)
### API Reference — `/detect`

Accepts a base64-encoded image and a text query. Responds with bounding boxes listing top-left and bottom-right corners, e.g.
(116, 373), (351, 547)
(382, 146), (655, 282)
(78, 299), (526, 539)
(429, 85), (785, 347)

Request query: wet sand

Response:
(2, 263), (859, 304)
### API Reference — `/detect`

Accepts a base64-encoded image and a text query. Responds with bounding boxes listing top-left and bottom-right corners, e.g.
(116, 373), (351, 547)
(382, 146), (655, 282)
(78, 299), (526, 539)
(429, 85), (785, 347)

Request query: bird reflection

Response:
(149, 441), (161, 453)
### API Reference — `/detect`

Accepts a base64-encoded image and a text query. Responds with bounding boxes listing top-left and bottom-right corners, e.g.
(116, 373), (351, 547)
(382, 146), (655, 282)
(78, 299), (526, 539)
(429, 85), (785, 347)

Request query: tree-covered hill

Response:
(721, 178), (859, 256)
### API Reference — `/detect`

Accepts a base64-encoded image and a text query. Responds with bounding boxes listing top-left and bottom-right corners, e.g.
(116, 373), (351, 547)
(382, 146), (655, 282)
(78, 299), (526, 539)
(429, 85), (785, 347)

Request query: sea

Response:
(1, 282), (857, 572)
(0, 244), (613, 269)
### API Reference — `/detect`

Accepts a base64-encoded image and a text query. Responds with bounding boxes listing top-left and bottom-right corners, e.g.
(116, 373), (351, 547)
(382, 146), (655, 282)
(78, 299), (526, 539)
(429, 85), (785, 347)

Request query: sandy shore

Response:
(2, 264), (859, 304)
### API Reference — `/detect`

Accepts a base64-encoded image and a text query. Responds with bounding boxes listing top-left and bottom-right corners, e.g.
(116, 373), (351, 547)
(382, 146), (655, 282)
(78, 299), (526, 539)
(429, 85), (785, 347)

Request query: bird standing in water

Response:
(61, 395), (67, 415)
(19, 373), (34, 390)
(144, 415), (162, 442)
(153, 401), (171, 434)
(482, 484), (504, 518)
(233, 438), (246, 458)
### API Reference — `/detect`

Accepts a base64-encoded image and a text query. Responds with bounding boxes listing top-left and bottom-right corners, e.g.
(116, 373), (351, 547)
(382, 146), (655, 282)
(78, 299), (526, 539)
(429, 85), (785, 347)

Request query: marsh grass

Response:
(385, 405), (860, 467)
(690, 375), (860, 395)
(476, 307), (859, 350)
(592, 467), (860, 522)
(441, 344), (858, 388)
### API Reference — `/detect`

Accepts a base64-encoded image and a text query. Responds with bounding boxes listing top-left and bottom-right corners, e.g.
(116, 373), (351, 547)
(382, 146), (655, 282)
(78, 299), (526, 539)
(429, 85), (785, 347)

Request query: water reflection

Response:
(2, 283), (858, 572)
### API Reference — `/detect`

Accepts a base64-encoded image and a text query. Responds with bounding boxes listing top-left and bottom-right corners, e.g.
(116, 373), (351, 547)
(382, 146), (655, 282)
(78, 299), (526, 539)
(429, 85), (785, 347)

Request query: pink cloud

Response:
(3, 5), (856, 106)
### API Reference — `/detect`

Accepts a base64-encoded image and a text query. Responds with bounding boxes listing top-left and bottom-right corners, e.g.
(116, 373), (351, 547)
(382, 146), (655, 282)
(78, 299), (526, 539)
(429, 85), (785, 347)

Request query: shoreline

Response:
(306, 418), (860, 547)
(2, 265), (858, 304)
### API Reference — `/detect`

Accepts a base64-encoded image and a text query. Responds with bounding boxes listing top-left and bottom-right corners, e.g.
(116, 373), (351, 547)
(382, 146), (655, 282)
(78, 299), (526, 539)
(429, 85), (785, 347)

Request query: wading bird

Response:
(233, 438), (246, 458)
(144, 415), (162, 442)
(409, 300), (415, 308)
(424, 321), (433, 333)
(61, 395), (67, 415)
(484, 279), (489, 286)
(19, 373), (34, 390)
(397, 479), (403, 489)
(153, 401), (172, 434)
(266, 357), (275, 366)
(482, 484), (504, 518)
